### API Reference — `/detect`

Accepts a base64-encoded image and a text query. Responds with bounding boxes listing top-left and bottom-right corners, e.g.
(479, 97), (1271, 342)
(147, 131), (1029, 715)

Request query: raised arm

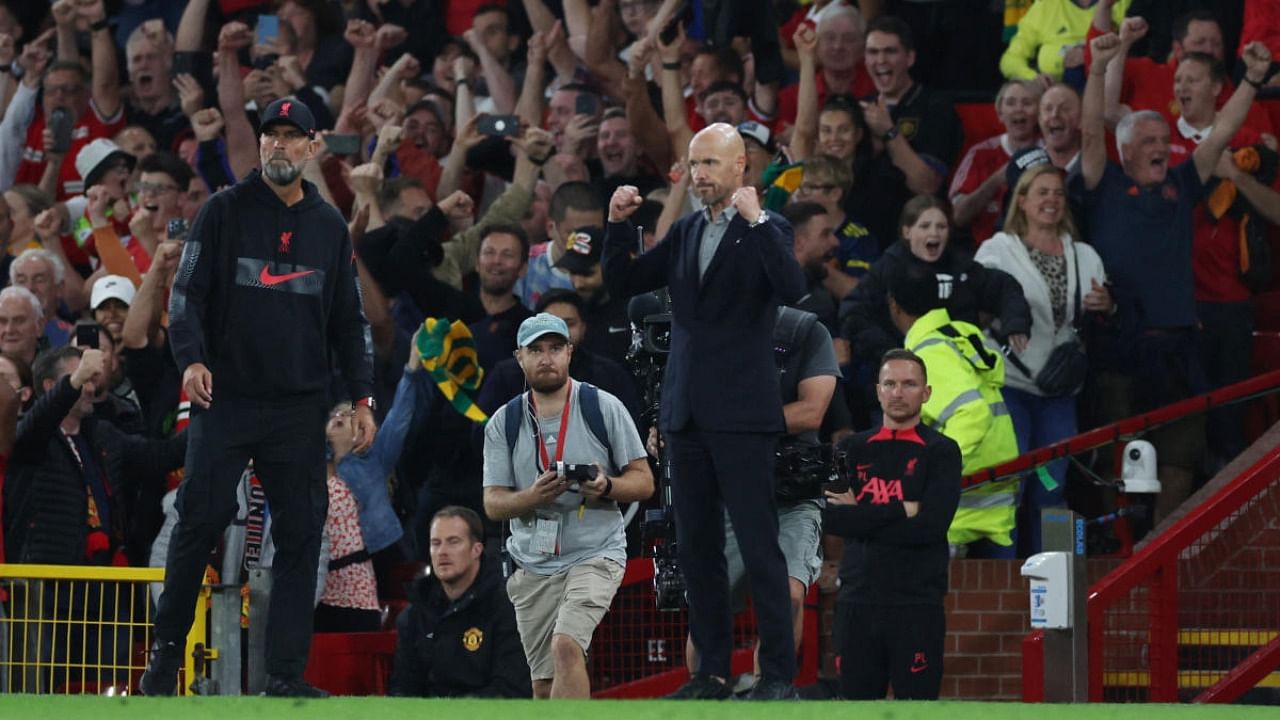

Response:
(175, 0), (212, 51)
(1104, 17), (1147, 130)
(789, 24), (820, 162)
(1193, 42), (1272, 184)
(82, 0), (122, 119)
(464, 22), (516, 115)
(340, 19), (382, 114)
(216, 22), (261, 180)
(1081, 33), (1123, 192)
(656, 24), (693, 160)
(623, 40), (672, 171)
(515, 28), (549, 129)
(123, 241), (182, 351)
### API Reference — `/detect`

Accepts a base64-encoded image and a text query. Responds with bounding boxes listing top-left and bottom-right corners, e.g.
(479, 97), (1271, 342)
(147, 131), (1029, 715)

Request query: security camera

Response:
(1120, 440), (1161, 494)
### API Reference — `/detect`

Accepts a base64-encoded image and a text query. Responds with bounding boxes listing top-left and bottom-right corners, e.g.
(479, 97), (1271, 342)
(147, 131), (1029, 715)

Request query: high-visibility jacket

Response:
(906, 308), (1020, 546)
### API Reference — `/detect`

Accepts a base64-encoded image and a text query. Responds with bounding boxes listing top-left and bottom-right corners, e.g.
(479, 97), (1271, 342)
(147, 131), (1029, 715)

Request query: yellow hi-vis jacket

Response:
(906, 308), (1021, 547)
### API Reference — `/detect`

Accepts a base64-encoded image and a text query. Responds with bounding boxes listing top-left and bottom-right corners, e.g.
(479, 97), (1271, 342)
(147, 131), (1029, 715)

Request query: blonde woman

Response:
(974, 163), (1112, 555)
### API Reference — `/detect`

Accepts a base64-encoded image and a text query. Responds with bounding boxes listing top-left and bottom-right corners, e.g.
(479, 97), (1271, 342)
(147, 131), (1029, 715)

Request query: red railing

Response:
(1086, 445), (1280, 701)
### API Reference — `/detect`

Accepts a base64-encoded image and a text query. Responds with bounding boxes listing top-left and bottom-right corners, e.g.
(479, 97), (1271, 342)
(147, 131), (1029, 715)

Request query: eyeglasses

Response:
(138, 181), (178, 194)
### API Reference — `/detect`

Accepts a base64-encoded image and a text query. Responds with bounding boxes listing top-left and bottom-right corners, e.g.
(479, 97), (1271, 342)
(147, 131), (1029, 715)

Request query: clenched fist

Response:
(609, 185), (643, 223)
(730, 186), (762, 225)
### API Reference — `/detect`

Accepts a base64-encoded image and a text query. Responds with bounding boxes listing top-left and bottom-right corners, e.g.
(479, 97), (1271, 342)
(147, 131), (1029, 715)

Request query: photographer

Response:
(668, 306), (840, 694)
(482, 313), (653, 699)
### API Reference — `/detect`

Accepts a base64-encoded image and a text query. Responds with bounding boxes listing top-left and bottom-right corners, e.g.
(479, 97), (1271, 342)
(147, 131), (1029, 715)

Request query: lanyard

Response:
(530, 379), (573, 473)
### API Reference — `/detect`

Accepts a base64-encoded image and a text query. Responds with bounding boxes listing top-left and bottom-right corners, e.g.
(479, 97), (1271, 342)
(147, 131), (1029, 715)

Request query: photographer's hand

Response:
(580, 468), (610, 500)
(526, 469), (569, 507)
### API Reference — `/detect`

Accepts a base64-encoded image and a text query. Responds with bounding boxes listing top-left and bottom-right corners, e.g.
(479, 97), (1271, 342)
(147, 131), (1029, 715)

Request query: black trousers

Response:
(153, 397), (328, 679)
(667, 427), (795, 682)
(836, 600), (945, 700)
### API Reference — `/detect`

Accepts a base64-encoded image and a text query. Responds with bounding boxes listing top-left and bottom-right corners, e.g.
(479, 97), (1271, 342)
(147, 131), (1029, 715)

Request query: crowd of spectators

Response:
(0, 0), (1277, 697)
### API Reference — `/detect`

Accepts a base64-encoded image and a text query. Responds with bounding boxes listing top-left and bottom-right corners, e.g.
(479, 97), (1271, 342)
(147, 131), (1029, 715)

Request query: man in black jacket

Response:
(604, 123), (807, 700)
(142, 97), (376, 698)
(824, 348), (961, 700)
(390, 506), (530, 698)
(3, 345), (185, 691)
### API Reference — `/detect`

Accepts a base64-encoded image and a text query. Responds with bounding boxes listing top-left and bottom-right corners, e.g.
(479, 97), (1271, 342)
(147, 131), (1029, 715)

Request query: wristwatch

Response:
(748, 210), (769, 228)
(8, 60), (22, 80)
(353, 396), (376, 412)
(881, 124), (900, 142)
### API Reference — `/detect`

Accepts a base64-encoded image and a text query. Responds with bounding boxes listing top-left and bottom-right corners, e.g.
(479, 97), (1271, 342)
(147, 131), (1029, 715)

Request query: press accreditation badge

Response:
(531, 511), (562, 556)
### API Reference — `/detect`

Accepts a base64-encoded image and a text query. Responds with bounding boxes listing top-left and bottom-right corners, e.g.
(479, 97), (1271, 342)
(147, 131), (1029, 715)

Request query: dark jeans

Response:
(152, 397), (328, 679)
(1004, 387), (1077, 556)
(667, 426), (796, 683)
(1197, 300), (1254, 463)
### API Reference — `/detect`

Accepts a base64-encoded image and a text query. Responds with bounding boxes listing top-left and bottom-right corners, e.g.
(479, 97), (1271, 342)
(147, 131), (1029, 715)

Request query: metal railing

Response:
(0, 564), (209, 695)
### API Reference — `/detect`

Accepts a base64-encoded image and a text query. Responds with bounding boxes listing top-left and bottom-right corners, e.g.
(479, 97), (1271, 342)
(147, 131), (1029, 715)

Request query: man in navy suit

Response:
(602, 123), (806, 700)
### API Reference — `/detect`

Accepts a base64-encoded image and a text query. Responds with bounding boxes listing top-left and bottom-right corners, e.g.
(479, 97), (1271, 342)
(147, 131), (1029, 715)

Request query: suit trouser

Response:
(152, 397), (328, 679)
(667, 426), (796, 682)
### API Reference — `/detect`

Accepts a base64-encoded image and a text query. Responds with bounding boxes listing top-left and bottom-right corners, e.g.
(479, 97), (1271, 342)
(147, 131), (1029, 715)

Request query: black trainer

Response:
(743, 678), (798, 700)
(138, 640), (182, 696)
(263, 675), (330, 698)
(666, 674), (732, 700)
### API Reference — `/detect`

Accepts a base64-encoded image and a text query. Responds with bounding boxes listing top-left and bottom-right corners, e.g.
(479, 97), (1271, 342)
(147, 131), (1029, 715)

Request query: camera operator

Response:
(661, 306), (839, 694)
(482, 313), (653, 699)
(823, 349), (962, 700)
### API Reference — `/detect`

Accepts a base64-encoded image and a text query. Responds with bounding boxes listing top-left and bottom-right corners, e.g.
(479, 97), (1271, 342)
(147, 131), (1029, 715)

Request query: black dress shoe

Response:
(666, 674), (733, 700)
(138, 640), (182, 696)
(743, 678), (798, 700)
(262, 676), (331, 698)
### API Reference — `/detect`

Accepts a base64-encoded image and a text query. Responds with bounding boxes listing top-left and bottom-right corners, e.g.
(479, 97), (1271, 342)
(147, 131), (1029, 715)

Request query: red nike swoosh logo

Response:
(259, 266), (317, 286)
(910, 664), (928, 673)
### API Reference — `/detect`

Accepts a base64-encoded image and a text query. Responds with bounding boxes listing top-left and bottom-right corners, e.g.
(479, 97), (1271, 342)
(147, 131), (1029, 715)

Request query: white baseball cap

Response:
(90, 274), (136, 309)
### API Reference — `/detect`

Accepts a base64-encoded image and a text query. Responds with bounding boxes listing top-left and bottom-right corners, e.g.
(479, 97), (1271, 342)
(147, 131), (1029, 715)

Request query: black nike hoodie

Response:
(169, 170), (373, 402)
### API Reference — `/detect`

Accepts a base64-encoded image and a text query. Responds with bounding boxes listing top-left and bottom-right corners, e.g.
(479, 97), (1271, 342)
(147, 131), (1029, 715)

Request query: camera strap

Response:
(529, 379), (573, 474)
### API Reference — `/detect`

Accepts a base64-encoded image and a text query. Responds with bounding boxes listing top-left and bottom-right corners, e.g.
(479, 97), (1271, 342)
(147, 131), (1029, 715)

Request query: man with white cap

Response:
(89, 274), (136, 345)
(68, 139), (145, 274)
(483, 312), (653, 698)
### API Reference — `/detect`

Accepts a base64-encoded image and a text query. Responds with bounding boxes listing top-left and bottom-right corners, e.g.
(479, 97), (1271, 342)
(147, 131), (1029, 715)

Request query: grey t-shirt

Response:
(788, 317), (841, 447)
(483, 383), (647, 575)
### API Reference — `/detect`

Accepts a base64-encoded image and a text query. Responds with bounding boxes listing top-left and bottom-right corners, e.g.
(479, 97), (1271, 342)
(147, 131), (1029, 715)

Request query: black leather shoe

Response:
(263, 676), (330, 698)
(743, 678), (798, 700)
(666, 674), (732, 700)
(138, 640), (182, 696)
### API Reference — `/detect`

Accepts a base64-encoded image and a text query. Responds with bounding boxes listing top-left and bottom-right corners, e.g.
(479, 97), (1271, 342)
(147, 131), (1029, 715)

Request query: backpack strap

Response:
(503, 385), (618, 475)
(935, 323), (999, 370)
(577, 383), (618, 474)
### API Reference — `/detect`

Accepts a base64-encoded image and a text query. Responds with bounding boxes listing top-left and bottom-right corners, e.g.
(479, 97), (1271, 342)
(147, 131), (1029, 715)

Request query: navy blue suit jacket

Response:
(603, 209), (805, 433)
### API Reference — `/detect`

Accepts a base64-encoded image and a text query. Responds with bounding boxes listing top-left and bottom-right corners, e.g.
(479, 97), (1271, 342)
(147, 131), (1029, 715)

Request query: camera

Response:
(556, 462), (598, 483)
(642, 508), (686, 611)
(774, 442), (842, 502)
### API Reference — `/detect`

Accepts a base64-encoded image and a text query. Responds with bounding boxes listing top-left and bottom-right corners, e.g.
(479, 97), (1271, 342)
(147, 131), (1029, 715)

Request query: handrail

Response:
(961, 368), (1280, 490)
(1085, 444), (1280, 701)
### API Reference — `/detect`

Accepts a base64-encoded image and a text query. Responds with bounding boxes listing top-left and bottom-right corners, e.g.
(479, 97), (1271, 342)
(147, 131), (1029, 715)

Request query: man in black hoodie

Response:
(390, 506), (530, 698)
(141, 97), (376, 699)
(824, 348), (961, 700)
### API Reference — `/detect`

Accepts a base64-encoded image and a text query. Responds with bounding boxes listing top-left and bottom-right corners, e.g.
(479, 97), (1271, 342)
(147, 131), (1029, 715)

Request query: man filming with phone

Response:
(483, 312), (653, 698)
(823, 348), (961, 701)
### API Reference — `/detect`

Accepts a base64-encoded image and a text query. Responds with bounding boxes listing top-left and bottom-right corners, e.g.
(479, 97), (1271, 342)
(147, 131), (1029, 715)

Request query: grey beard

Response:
(264, 159), (303, 185)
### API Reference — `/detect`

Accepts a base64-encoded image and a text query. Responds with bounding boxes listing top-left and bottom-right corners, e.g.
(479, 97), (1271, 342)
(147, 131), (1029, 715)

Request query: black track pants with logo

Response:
(836, 600), (946, 700)
(152, 397), (328, 679)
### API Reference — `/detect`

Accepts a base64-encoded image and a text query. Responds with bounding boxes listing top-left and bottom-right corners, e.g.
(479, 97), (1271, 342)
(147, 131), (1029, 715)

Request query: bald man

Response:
(602, 124), (806, 700)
